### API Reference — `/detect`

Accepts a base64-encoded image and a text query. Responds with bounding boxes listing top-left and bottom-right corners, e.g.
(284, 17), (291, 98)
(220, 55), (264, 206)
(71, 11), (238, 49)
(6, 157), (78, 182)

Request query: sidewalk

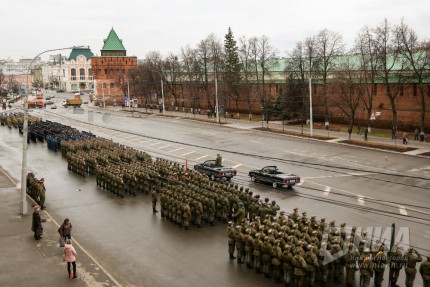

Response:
(0, 169), (119, 287)
(93, 105), (429, 157)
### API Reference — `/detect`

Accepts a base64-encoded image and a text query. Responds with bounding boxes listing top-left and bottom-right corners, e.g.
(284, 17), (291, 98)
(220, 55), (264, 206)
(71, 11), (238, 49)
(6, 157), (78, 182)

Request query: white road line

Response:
(398, 206), (408, 216)
(357, 195), (365, 205)
(195, 155), (209, 160)
(139, 140), (152, 144)
(169, 148), (183, 153)
(182, 151), (194, 156)
(157, 145), (171, 150)
(147, 142), (160, 147)
(232, 163), (242, 168)
(322, 186), (331, 197)
(250, 140), (263, 144)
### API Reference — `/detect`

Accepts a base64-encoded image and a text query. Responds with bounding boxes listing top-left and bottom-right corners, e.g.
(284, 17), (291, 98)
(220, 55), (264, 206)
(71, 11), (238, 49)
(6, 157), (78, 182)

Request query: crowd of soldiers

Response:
(226, 208), (429, 287)
(0, 112), (39, 129)
(5, 118), (429, 286)
(26, 173), (46, 209)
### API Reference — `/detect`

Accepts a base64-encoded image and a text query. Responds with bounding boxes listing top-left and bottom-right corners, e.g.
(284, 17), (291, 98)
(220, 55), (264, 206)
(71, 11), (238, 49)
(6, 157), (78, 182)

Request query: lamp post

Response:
(309, 71), (313, 137)
(215, 78), (220, 124)
(20, 46), (84, 215)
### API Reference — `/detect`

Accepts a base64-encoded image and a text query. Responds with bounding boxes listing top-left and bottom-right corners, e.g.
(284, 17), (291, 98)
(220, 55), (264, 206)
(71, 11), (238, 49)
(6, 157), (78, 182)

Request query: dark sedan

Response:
(249, 166), (300, 189)
(194, 160), (237, 181)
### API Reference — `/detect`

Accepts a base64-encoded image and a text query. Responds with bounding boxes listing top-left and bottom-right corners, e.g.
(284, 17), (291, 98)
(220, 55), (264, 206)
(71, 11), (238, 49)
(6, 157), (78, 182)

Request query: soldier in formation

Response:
(26, 173), (46, 209)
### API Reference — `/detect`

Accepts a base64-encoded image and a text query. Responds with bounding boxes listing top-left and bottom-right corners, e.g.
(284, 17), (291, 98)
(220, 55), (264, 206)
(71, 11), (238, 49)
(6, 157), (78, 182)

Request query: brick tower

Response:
(91, 28), (137, 106)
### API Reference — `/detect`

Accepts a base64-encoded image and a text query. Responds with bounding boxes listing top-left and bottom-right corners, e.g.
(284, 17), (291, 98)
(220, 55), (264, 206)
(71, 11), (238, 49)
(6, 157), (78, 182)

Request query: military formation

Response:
(226, 207), (428, 287)
(26, 173), (46, 209)
(4, 117), (429, 287)
(0, 112), (39, 129)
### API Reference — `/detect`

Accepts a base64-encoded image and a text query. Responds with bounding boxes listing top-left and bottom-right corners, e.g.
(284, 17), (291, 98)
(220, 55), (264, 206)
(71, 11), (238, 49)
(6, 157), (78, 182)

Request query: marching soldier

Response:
(235, 225), (245, 264)
(389, 246), (405, 287)
(227, 222), (236, 259)
(292, 249), (307, 287)
(419, 255), (430, 287)
(373, 244), (388, 287)
(359, 248), (373, 287)
(344, 243), (358, 287)
(405, 248), (423, 287)
(183, 199), (191, 230)
(151, 189), (158, 213)
(305, 245), (319, 287)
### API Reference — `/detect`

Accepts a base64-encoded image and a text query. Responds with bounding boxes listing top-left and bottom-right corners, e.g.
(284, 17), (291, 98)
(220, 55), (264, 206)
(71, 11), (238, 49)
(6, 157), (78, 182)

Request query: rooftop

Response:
(102, 28), (126, 51)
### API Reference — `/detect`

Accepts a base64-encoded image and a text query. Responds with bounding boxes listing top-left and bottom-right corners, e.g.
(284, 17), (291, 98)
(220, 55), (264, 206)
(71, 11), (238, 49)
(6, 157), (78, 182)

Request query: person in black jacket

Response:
(31, 205), (43, 240)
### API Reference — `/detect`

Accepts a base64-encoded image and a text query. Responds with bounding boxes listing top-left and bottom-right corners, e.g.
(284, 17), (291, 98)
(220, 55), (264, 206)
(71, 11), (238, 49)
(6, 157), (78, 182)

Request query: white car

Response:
(50, 104), (57, 109)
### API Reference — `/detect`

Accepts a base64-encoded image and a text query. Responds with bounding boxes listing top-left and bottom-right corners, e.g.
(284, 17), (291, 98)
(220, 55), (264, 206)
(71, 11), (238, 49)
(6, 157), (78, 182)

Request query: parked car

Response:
(56, 89), (65, 93)
(50, 104), (57, 109)
(194, 160), (237, 181)
(249, 166), (300, 189)
(44, 100), (54, 105)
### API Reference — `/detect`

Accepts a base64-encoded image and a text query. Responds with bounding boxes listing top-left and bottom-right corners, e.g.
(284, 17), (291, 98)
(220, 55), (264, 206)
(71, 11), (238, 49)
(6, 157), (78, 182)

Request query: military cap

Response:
(254, 194), (260, 199)
(340, 222), (346, 227)
(228, 221), (233, 225)
(321, 218), (326, 222)
(264, 197), (269, 202)
(236, 225), (241, 229)
(272, 200), (276, 204)
(294, 207), (298, 211)
(285, 244), (291, 249)
(245, 187), (249, 192)
(364, 248), (371, 253)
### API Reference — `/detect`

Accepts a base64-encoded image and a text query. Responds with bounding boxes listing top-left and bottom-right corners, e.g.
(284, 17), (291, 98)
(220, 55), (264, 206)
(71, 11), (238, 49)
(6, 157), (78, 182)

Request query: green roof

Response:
(68, 47), (93, 61)
(102, 28), (126, 51)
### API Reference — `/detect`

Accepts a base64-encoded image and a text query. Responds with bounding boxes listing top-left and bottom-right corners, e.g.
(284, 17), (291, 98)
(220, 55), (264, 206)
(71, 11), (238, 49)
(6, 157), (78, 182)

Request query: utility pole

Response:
(127, 80), (130, 111)
(161, 78), (165, 115)
(309, 71), (313, 137)
(215, 78), (219, 124)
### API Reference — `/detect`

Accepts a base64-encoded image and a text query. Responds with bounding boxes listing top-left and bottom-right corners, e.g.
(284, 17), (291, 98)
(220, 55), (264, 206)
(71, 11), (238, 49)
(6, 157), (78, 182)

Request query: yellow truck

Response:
(63, 93), (82, 107)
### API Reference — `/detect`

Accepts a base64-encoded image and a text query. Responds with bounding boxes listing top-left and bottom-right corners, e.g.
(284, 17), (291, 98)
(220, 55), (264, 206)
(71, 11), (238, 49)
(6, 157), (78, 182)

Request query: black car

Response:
(249, 166), (300, 189)
(194, 160), (237, 181)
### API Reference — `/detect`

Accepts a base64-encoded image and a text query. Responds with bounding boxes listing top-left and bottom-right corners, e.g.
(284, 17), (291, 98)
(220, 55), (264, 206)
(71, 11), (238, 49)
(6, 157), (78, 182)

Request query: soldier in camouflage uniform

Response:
(404, 248), (423, 287)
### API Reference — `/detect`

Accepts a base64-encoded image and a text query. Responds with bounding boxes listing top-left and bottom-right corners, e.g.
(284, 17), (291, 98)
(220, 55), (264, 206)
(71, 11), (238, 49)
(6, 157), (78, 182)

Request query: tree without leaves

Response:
(162, 53), (181, 108)
(354, 26), (379, 130)
(373, 19), (403, 132)
(396, 20), (430, 132)
(314, 29), (345, 123)
(330, 55), (365, 140)
(238, 36), (256, 119)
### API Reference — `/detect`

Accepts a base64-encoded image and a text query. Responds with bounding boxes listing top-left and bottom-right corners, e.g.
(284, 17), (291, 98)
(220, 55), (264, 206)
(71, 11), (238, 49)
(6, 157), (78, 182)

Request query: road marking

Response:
(250, 140), (263, 144)
(169, 148), (182, 153)
(157, 145), (171, 150)
(323, 186), (331, 197)
(147, 142), (160, 147)
(232, 163), (242, 168)
(139, 140), (152, 144)
(398, 206), (408, 216)
(182, 151), (194, 156)
(357, 195), (365, 205)
(195, 155), (208, 160)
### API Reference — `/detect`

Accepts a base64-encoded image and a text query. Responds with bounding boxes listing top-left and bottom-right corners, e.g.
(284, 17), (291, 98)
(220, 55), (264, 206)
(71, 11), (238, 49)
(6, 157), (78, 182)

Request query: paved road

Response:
(1, 98), (429, 287)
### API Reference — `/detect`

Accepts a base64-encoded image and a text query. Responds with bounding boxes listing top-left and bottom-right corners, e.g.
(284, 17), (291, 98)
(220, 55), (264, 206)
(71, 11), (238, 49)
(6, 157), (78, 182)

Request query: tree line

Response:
(115, 19), (429, 134)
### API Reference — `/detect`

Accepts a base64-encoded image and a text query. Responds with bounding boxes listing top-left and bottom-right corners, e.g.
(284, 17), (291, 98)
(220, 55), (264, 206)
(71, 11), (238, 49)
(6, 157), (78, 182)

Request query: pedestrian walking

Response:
(414, 128), (420, 140)
(364, 127), (369, 141)
(420, 131), (426, 142)
(403, 132), (408, 145)
(31, 205), (43, 240)
(58, 218), (73, 243)
(63, 239), (77, 279)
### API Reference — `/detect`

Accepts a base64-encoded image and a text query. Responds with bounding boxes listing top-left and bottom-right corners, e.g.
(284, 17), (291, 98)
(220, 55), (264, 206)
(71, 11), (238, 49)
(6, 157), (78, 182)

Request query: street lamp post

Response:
(215, 78), (220, 124)
(309, 71), (313, 137)
(20, 46), (85, 215)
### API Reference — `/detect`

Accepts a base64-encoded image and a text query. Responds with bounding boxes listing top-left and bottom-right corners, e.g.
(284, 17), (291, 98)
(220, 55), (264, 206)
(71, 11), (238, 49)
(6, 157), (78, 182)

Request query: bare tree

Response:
(396, 20), (430, 132)
(257, 35), (278, 107)
(314, 29), (345, 124)
(331, 56), (364, 139)
(374, 19), (403, 132)
(354, 26), (379, 130)
(238, 36), (256, 119)
(162, 53), (181, 109)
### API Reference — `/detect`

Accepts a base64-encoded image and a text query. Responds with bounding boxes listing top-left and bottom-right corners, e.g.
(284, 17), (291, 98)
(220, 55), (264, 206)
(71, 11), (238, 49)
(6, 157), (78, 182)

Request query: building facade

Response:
(65, 47), (94, 91)
(91, 28), (137, 105)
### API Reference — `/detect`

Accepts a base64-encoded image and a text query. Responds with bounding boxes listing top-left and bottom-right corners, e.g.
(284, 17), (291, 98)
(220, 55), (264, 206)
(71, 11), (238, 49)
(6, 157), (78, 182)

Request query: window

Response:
(110, 83), (115, 89)
(71, 68), (76, 80)
(88, 69), (93, 80)
(102, 83), (106, 89)
(104, 69), (107, 75)
(80, 68), (85, 80)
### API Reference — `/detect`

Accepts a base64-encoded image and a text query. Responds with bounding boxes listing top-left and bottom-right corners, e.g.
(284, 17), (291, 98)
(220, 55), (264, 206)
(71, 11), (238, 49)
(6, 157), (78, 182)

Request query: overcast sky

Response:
(1, 0), (428, 61)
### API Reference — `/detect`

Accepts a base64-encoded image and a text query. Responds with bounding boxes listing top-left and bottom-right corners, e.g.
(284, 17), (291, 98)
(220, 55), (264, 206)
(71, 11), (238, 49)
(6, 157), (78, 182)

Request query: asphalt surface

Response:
(1, 94), (429, 287)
